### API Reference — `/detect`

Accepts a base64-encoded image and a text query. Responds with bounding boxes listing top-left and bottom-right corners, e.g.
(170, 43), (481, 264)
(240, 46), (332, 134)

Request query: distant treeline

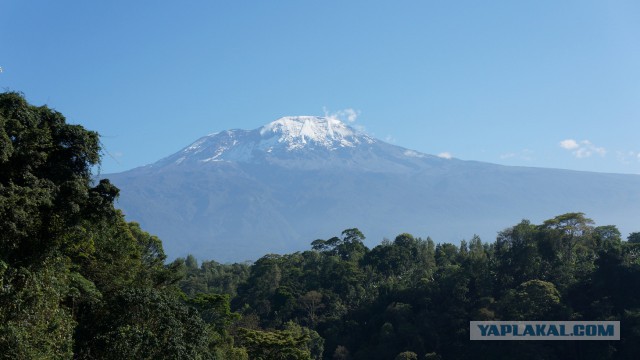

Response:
(179, 217), (640, 360)
(1, 92), (639, 359)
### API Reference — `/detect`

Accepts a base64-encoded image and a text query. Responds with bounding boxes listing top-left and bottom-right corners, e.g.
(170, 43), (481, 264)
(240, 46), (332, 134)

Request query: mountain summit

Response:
(154, 116), (434, 171)
(155, 116), (378, 167)
(259, 116), (373, 150)
(106, 117), (640, 262)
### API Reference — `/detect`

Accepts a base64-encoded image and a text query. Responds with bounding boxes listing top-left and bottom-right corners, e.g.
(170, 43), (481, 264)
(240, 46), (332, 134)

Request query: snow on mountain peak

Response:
(164, 116), (377, 166)
(259, 116), (370, 150)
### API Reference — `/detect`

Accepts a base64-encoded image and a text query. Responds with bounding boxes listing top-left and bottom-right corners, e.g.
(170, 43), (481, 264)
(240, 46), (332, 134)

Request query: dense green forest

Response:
(1, 92), (639, 359)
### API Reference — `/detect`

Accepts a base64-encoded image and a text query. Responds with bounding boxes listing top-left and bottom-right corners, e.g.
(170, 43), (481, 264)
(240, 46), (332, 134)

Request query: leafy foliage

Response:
(205, 215), (640, 359)
(0, 92), (242, 358)
(237, 327), (311, 360)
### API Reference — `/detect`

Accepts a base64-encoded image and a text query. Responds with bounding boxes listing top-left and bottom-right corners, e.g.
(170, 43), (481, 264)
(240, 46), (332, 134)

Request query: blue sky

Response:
(2, 1), (639, 174)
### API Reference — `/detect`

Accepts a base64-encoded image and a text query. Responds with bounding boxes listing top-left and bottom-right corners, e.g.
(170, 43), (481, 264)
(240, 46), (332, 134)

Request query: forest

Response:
(1, 91), (639, 359)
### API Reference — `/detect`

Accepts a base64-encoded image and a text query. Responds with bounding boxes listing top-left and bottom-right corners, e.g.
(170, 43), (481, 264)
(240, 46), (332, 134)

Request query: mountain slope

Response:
(105, 117), (640, 262)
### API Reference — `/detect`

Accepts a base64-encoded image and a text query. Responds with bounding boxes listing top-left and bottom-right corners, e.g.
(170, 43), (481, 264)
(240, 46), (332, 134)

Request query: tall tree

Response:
(0, 92), (104, 357)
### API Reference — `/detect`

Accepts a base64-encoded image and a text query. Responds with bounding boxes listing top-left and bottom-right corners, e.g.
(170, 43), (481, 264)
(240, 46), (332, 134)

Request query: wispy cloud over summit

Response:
(323, 107), (360, 123)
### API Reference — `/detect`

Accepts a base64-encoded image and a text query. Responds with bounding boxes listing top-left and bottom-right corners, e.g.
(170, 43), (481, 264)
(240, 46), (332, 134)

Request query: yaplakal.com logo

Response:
(470, 321), (620, 340)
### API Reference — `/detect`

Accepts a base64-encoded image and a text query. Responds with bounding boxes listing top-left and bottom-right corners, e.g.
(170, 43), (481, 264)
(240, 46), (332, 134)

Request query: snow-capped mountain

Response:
(105, 117), (640, 262)
(154, 116), (430, 171)
(151, 116), (440, 173)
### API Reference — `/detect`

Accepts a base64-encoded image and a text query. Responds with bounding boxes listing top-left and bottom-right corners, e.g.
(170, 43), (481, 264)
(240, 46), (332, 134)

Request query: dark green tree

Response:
(237, 327), (311, 360)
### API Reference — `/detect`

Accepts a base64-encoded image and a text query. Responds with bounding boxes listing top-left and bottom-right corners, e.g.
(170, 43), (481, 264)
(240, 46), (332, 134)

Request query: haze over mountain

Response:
(105, 117), (640, 262)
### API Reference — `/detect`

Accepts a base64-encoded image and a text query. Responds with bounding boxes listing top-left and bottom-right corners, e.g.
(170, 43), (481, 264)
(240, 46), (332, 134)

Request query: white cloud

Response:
(560, 139), (606, 158)
(560, 139), (579, 150)
(404, 150), (425, 158)
(323, 107), (360, 123)
(384, 135), (397, 143)
(438, 152), (453, 159)
(344, 109), (359, 123)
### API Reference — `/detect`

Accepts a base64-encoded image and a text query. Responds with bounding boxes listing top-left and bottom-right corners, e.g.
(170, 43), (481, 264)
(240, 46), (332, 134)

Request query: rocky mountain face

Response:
(105, 116), (640, 262)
